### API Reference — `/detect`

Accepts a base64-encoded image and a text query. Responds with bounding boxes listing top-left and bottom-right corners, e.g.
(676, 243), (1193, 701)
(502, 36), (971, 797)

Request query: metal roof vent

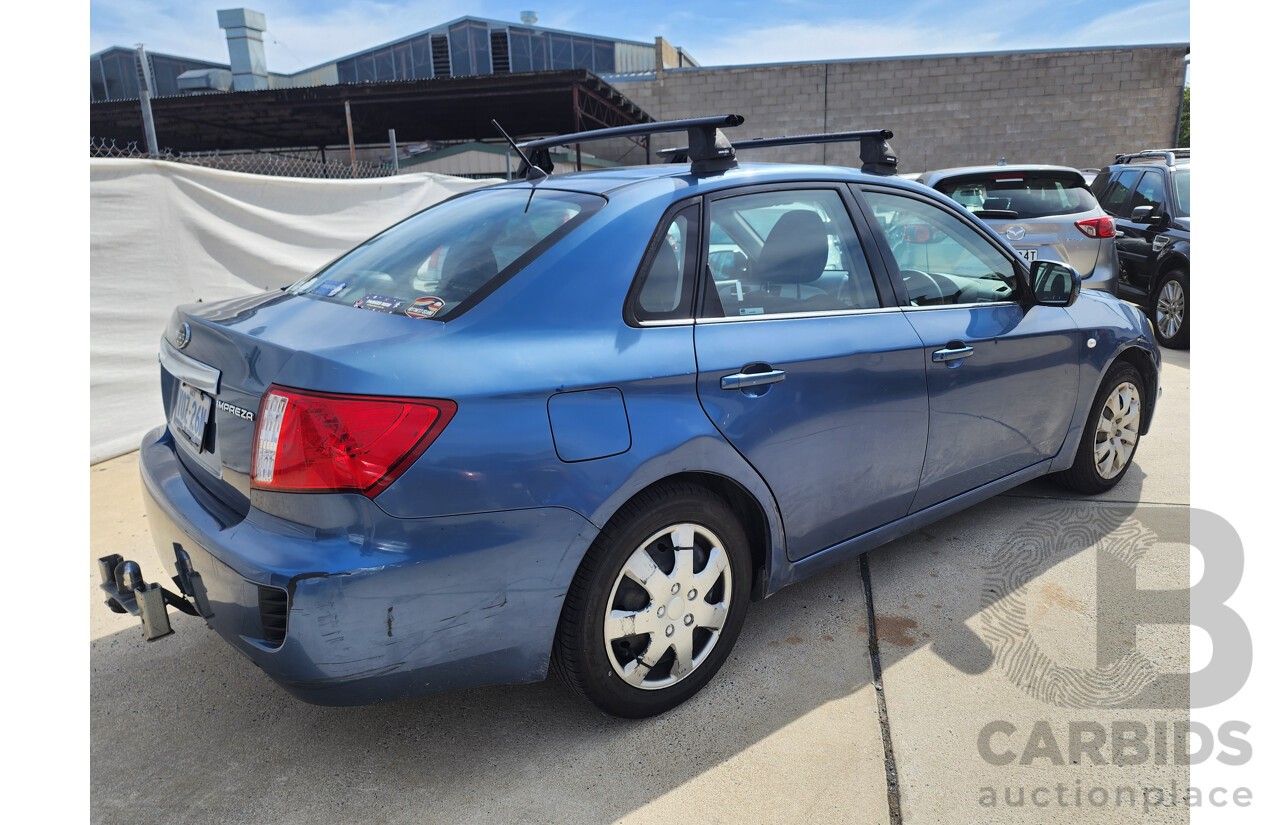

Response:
(520, 10), (538, 25)
(177, 68), (234, 94)
(217, 8), (269, 91)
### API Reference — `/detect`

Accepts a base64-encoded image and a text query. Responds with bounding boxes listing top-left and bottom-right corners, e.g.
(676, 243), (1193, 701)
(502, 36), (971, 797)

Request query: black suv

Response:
(1091, 149), (1191, 348)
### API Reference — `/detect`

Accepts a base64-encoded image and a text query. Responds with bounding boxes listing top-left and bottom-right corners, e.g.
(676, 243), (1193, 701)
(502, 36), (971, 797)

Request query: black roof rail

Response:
(658, 129), (898, 175)
(1114, 148), (1190, 167)
(513, 114), (745, 178)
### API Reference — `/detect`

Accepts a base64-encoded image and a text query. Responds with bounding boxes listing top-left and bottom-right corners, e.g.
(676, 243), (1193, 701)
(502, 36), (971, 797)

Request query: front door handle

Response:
(721, 369), (786, 390)
(932, 345), (974, 363)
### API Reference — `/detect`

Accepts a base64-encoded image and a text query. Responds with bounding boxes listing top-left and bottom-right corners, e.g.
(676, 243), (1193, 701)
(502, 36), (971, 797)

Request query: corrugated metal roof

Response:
(90, 69), (652, 153)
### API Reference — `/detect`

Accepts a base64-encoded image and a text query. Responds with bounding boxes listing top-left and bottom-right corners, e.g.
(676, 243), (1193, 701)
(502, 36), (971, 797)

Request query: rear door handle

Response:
(721, 369), (786, 390)
(932, 345), (974, 363)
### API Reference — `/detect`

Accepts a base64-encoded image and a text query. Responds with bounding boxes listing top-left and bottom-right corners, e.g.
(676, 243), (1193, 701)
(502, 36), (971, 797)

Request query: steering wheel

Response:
(899, 269), (945, 306)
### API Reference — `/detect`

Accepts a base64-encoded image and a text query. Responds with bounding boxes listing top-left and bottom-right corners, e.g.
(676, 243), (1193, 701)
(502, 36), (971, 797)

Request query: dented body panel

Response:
(141, 425), (599, 704)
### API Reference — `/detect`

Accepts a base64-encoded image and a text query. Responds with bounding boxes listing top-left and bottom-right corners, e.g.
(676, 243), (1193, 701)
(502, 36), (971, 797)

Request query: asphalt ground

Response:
(90, 347), (1189, 825)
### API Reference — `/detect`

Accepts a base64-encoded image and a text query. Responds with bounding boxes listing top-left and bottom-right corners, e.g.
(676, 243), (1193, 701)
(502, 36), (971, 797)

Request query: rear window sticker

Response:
(314, 280), (348, 297)
(405, 296), (447, 318)
(356, 294), (406, 313)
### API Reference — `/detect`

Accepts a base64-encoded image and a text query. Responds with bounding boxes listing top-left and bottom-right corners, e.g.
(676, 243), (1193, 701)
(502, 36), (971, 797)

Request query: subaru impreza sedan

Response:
(107, 135), (1159, 718)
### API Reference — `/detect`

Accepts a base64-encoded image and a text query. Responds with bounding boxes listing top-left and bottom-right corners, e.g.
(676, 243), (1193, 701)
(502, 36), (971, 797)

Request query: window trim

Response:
(850, 182), (1032, 310)
(693, 181), (892, 322)
(695, 305), (903, 325)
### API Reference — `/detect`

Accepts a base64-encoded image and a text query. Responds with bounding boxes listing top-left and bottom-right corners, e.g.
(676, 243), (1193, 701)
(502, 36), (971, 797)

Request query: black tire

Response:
(1054, 362), (1144, 494)
(1150, 269), (1189, 349)
(552, 483), (752, 718)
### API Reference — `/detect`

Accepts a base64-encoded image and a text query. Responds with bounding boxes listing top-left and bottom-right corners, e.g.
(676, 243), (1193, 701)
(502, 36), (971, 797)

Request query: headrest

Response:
(441, 240), (498, 292)
(751, 210), (829, 285)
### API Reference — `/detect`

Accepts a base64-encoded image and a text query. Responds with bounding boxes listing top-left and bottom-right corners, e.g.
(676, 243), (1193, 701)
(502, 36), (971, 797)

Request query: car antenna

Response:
(492, 119), (548, 184)
(493, 119), (545, 212)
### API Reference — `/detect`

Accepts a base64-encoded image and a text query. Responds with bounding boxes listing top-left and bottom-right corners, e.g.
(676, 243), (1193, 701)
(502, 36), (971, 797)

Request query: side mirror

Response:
(1129, 204), (1161, 224)
(1030, 260), (1081, 307)
(903, 223), (941, 244)
(709, 249), (748, 279)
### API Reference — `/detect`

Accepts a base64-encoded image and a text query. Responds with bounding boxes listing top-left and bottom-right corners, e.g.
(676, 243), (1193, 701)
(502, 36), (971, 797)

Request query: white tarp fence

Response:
(90, 158), (487, 464)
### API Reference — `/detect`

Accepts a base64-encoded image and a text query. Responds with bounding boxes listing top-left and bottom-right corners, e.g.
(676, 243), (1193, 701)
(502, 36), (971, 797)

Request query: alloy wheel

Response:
(1156, 279), (1185, 340)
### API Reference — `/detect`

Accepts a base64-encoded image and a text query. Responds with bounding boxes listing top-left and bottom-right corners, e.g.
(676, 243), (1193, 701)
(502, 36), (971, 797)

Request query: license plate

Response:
(172, 383), (212, 450)
(1015, 248), (1038, 263)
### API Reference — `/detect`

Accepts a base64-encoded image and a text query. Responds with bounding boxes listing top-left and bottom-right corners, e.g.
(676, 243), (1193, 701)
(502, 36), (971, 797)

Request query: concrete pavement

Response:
(90, 348), (1189, 824)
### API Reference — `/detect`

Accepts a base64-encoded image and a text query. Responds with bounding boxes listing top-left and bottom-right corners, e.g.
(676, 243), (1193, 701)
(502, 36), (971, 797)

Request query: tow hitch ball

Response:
(97, 554), (198, 641)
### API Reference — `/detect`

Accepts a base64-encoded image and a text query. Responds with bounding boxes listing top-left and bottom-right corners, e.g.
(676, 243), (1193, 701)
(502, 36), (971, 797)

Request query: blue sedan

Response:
(106, 119), (1159, 718)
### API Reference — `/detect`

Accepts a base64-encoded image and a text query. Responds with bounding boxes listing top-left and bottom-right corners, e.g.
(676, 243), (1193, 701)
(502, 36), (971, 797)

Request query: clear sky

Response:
(89, 0), (1190, 72)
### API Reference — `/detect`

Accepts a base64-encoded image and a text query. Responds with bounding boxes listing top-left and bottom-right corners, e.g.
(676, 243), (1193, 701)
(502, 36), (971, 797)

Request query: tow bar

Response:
(98, 554), (200, 641)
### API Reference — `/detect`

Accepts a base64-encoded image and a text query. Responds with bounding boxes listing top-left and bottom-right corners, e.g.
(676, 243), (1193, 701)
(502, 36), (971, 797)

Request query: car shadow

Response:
(91, 546), (875, 824)
(90, 458), (1186, 824)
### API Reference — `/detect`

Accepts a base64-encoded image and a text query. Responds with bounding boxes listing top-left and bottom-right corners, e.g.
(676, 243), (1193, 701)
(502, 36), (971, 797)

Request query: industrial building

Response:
(90, 9), (696, 100)
(89, 8), (1187, 176)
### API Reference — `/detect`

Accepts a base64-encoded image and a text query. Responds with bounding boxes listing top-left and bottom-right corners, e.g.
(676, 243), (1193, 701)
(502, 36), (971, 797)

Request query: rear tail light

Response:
(1074, 216), (1116, 239)
(251, 385), (456, 497)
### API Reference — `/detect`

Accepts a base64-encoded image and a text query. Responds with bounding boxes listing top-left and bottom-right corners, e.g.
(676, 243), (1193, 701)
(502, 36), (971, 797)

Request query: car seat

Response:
(439, 240), (498, 297)
(736, 211), (840, 315)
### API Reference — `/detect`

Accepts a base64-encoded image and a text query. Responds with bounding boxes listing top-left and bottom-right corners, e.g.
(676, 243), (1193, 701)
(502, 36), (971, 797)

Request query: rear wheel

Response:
(1054, 362), (1144, 494)
(553, 484), (751, 718)
(1151, 269), (1189, 349)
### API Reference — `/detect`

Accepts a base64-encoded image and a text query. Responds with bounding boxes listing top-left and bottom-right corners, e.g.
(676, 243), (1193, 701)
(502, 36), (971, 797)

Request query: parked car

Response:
(100, 117), (1161, 719)
(1090, 149), (1191, 348)
(916, 165), (1119, 295)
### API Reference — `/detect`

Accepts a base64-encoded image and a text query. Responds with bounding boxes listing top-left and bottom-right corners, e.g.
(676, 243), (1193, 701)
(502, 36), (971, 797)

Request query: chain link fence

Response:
(90, 137), (398, 179)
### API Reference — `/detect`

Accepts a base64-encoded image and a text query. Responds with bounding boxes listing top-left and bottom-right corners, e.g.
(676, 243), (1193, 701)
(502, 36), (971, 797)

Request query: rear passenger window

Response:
(701, 189), (880, 318)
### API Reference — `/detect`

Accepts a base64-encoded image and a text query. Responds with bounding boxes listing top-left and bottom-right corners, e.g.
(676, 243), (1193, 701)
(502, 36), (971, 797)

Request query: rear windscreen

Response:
(937, 173), (1099, 219)
(288, 187), (604, 320)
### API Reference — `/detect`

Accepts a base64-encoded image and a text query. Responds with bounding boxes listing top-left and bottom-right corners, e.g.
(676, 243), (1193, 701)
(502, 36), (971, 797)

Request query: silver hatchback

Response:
(917, 165), (1118, 294)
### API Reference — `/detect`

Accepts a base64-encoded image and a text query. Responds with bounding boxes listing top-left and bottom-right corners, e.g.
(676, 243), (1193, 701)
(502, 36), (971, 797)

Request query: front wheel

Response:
(1054, 362), (1144, 494)
(552, 484), (751, 718)
(1151, 269), (1189, 349)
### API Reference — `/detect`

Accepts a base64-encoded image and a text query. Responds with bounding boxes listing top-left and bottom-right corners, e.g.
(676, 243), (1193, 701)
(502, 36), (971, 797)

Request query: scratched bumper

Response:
(138, 425), (599, 706)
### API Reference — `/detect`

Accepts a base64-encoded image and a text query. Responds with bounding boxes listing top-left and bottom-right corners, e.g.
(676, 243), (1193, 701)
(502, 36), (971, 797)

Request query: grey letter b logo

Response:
(1188, 510), (1251, 707)
(1097, 508), (1251, 708)
(977, 505), (1253, 709)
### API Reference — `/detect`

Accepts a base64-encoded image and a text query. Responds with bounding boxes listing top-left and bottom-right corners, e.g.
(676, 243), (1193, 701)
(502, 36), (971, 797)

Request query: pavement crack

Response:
(860, 553), (903, 825)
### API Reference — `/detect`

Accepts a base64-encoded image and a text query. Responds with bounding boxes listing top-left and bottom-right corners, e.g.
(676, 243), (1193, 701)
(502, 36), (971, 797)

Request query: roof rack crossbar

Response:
(514, 114), (744, 178)
(658, 129), (898, 176)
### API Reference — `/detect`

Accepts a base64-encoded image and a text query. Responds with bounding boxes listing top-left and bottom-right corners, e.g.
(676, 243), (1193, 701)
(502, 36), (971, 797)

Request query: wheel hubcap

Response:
(604, 523), (732, 690)
(1094, 381), (1141, 479)
(1156, 280), (1185, 339)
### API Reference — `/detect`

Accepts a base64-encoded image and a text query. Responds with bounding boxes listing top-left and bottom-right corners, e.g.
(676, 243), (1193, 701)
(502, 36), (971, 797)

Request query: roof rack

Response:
(514, 114), (745, 178)
(1115, 148), (1190, 167)
(657, 129), (898, 175)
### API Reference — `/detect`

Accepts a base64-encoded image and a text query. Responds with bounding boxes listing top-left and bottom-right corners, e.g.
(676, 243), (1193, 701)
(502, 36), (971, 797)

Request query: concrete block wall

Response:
(605, 45), (1188, 173)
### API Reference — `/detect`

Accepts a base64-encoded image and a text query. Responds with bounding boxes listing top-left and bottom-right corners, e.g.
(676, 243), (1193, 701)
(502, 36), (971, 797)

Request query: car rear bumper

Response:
(137, 425), (598, 706)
